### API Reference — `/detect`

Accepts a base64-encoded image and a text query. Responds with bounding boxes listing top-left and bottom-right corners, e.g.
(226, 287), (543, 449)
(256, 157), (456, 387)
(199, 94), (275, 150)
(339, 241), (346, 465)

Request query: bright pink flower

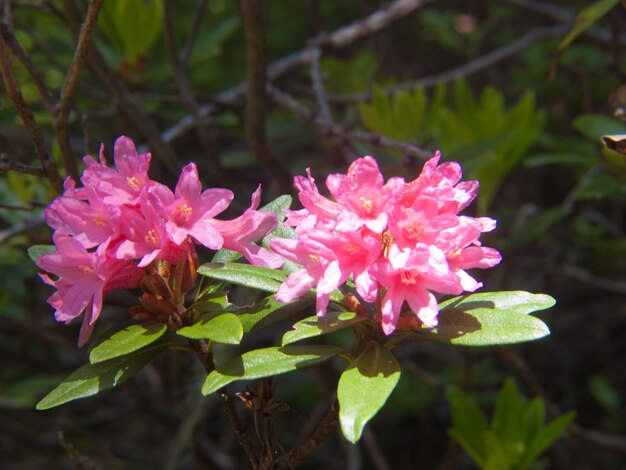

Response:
(210, 186), (282, 268)
(272, 153), (501, 334)
(150, 163), (233, 249)
(81, 136), (152, 206)
(36, 234), (141, 346)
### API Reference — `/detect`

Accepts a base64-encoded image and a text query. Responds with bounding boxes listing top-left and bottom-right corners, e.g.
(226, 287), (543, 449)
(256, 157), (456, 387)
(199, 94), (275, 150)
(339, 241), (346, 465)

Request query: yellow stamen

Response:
(359, 196), (373, 214)
(93, 215), (107, 226)
(176, 203), (193, 222)
(400, 270), (417, 285)
(126, 176), (141, 190)
(144, 229), (159, 246)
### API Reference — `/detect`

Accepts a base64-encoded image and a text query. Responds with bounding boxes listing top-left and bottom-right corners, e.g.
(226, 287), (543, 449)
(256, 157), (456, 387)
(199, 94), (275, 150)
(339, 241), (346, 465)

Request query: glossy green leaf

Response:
(36, 344), (168, 410)
(177, 313), (243, 344)
(439, 291), (556, 315)
(89, 322), (167, 364)
(239, 294), (314, 333)
(282, 310), (365, 346)
(557, 0), (620, 53)
(338, 344), (401, 443)
(198, 262), (286, 293)
(27, 244), (55, 262)
(202, 345), (342, 395)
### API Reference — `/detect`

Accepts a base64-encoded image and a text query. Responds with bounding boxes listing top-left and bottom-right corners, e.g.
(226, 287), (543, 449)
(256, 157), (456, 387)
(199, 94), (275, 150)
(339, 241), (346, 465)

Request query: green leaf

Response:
(518, 411), (575, 469)
(198, 262), (286, 293)
(491, 378), (526, 447)
(177, 313), (243, 344)
(338, 344), (401, 443)
(557, 0), (620, 53)
(439, 291), (556, 315)
(36, 344), (168, 410)
(239, 294), (314, 333)
(420, 291), (554, 346)
(27, 244), (55, 262)
(202, 345), (342, 395)
(89, 322), (167, 364)
(573, 113), (626, 142)
(282, 310), (365, 346)
(446, 386), (489, 465)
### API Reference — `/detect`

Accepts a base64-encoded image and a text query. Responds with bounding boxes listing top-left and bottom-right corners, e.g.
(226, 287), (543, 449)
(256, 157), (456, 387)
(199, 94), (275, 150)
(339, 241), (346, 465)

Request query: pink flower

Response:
(36, 234), (141, 346)
(272, 153), (501, 334)
(210, 186), (283, 268)
(149, 163), (233, 249)
(81, 136), (152, 206)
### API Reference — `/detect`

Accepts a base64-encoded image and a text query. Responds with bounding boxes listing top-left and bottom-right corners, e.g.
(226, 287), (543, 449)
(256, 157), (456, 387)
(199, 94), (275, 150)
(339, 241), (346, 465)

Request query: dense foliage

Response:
(1, 1), (625, 468)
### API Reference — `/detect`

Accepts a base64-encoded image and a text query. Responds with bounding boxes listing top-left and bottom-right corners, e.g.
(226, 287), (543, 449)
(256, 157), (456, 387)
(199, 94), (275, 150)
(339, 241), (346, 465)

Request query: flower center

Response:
(175, 203), (193, 223)
(92, 214), (107, 226)
(126, 176), (141, 190)
(309, 254), (320, 262)
(144, 229), (160, 246)
(400, 270), (417, 285)
(359, 196), (373, 215)
(80, 265), (94, 275)
(344, 242), (361, 254)
(403, 222), (423, 241)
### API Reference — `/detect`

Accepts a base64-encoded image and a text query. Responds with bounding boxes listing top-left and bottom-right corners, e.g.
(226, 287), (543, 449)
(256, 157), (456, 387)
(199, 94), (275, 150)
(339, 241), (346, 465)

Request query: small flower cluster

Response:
(271, 152), (501, 334)
(37, 136), (280, 346)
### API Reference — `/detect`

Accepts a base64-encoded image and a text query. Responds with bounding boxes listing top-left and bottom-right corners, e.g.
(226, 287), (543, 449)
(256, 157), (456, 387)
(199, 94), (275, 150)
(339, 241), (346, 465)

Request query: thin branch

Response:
(0, 23), (55, 109)
(162, 0), (227, 182)
(54, 0), (104, 180)
(242, 0), (292, 194)
(180, 0), (208, 66)
(562, 265), (626, 295)
(162, 0), (435, 144)
(329, 24), (570, 103)
(275, 401), (338, 469)
(310, 46), (332, 123)
(268, 85), (434, 160)
(0, 152), (46, 176)
(0, 28), (62, 191)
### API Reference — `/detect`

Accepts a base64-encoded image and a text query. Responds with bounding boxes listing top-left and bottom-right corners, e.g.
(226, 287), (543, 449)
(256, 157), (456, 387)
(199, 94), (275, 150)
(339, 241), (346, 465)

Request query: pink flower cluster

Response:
(270, 152), (501, 335)
(37, 136), (280, 346)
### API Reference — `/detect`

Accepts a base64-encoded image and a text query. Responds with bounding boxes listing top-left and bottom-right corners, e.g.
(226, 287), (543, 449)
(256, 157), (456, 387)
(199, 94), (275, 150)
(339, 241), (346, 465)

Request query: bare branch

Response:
(0, 152), (46, 176)
(242, 0), (292, 193)
(0, 23), (55, 109)
(330, 24), (570, 103)
(162, 0), (227, 182)
(54, 0), (104, 180)
(180, 0), (208, 66)
(0, 29), (62, 191)
(310, 47), (332, 123)
(268, 85), (433, 161)
(162, 0), (435, 144)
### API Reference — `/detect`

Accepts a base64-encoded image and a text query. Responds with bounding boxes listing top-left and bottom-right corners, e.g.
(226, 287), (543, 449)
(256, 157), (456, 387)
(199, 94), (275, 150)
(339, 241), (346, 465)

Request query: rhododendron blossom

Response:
(270, 152), (501, 335)
(37, 136), (278, 345)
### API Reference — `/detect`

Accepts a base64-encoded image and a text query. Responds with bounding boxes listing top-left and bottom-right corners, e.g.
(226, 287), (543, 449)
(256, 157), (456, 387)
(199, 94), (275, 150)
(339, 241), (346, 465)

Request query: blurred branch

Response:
(0, 23), (54, 109)
(268, 85), (434, 160)
(562, 265), (626, 295)
(329, 24), (570, 103)
(180, 0), (208, 65)
(0, 23), (62, 191)
(53, 0), (103, 180)
(162, 0), (435, 144)
(0, 152), (46, 177)
(59, 0), (180, 174)
(162, 0), (227, 182)
(274, 401), (338, 469)
(0, 211), (44, 244)
(242, 0), (292, 194)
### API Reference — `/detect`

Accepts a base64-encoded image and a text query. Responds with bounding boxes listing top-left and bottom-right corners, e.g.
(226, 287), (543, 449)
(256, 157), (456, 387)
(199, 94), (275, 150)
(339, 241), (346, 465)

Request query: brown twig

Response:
(162, 0), (227, 182)
(180, 0), (209, 65)
(58, 0), (180, 175)
(162, 0), (434, 144)
(0, 152), (46, 176)
(53, 0), (103, 180)
(242, 0), (292, 194)
(0, 23), (54, 109)
(0, 27), (62, 191)
(275, 401), (339, 469)
(268, 85), (434, 160)
(188, 339), (259, 469)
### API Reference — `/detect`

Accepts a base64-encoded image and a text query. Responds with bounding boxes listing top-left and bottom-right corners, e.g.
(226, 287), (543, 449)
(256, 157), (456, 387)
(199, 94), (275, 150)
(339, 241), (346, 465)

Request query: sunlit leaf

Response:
(177, 313), (243, 344)
(282, 310), (365, 346)
(338, 344), (401, 443)
(202, 345), (342, 395)
(36, 344), (168, 410)
(89, 322), (167, 364)
(198, 262), (286, 293)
